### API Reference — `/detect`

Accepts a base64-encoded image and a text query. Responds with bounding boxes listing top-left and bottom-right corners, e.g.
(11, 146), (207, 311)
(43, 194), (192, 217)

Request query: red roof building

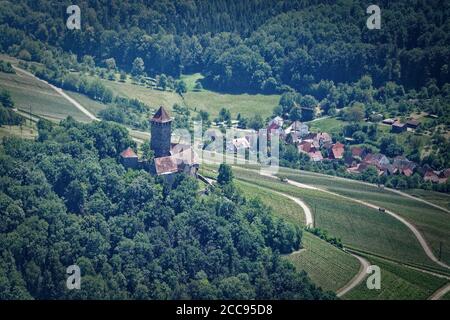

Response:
(154, 156), (178, 175)
(120, 147), (138, 158)
(329, 142), (345, 160)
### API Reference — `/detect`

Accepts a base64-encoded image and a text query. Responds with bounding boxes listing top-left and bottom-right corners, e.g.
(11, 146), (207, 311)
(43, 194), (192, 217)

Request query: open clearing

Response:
(80, 73), (279, 120)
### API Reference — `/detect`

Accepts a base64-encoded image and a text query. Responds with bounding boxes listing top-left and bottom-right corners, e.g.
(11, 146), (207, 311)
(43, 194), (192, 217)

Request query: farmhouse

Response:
(391, 121), (407, 133)
(406, 119), (420, 130)
(329, 142), (345, 160)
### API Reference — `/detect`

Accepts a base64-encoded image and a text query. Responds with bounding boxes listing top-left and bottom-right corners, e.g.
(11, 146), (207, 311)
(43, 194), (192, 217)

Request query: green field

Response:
(232, 177), (361, 293)
(307, 117), (347, 134)
(286, 233), (361, 292)
(443, 291), (450, 300)
(81, 73), (279, 120)
(403, 189), (450, 211)
(236, 180), (306, 226)
(0, 69), (91, 123)
(204, 165), (448, 272)
(344, 254), (448, 300)
(180, 73), (204, 91)
(66, 91), (107, 116)
(0, 122), (37, 140)
(276, 167), (450, 266)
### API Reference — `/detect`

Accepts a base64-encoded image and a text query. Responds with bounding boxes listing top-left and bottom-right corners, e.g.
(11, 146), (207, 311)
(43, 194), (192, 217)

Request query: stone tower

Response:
(150, 106), (172, 158)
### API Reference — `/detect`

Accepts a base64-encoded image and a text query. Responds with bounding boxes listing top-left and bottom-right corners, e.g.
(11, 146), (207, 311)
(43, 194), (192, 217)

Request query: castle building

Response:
(151, 106), (172, 157)
(150, 106), (199, 178)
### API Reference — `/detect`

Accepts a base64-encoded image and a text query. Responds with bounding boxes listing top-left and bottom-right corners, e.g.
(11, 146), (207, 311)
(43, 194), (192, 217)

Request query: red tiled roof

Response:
(120, 147), (138, 158)
(151, 106), (172, 123)
(331, 142), (345, 159)
(308, 151), (323, 161)
(154, 156), (178, 175)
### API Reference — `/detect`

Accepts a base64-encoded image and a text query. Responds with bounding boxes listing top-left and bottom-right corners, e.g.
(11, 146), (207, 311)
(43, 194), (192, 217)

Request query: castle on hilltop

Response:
(120, 106), (199, 179)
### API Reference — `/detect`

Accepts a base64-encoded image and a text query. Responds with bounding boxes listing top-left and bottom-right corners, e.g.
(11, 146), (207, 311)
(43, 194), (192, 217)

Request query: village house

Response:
(329, 142), (345, 160)
(406, 119), (420, 130)
(382, 118), (397, 125)
(350, 146), (367, 160)
(285, 121), (309, 137)
(391, 121), (407, 133)
(392, 156), (416, 177)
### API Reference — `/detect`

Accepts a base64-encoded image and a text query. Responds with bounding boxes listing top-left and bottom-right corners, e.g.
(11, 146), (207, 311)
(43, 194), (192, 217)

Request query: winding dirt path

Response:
(284, 178), (450, 270)
(13, 66), (99, 121)
(259, 169), (450, 270)
(429, 282), (450, 300)
(272, 191), (314, 227)
(336, 253), (370, 297)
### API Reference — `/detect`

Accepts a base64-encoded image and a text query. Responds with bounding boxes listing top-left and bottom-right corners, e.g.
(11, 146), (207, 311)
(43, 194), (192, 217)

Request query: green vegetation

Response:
(344, 254), (448, 300)
(213, 165), (446, 272)
(0, 60), (15, 73)
(236, 180), (305, 226)
(442, 291), (450, 300)
(0, 69), (91, 123)
(0, 118), (334, 300)
(287, 233), (361, 293)
(403, 189), (450, 211)
(276, 168), (450, 266)
(235, 178), (360, 292)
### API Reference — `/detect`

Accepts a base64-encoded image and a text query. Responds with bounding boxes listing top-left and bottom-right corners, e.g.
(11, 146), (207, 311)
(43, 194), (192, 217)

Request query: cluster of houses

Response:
(118, 108), (447, 186)
(259, 116), (448, 184)
(382, 118), (420, 133)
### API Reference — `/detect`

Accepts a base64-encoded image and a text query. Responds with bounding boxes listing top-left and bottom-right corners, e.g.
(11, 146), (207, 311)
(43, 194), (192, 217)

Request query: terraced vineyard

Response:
(203, 164), (448, 273)
(234, 178), (361, 293)
(286, 233), (361, 293)
(0, 64), (91, 123)
(344, 254), (448, 300)
(276, 168), (450, 266)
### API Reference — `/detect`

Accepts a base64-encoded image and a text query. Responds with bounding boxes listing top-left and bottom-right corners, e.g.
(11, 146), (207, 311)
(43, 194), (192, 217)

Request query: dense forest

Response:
(0, 118), (333, 299)
(0, 0), (449, 93)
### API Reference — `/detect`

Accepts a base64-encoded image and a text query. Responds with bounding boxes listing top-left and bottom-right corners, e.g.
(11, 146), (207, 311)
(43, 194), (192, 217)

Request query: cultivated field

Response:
(208, 165), (449, 273)
(233, 177), (361, 293)
(0, 71), (91, 123)
(276, 168), (450, 266)
(286, 232), (361, 293)
(344, 254), (448, 300)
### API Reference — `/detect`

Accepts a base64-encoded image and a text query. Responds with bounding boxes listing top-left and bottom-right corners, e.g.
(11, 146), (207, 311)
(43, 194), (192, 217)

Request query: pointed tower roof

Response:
(120, 147), (138, 158)
(151, 106), (172, 123)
